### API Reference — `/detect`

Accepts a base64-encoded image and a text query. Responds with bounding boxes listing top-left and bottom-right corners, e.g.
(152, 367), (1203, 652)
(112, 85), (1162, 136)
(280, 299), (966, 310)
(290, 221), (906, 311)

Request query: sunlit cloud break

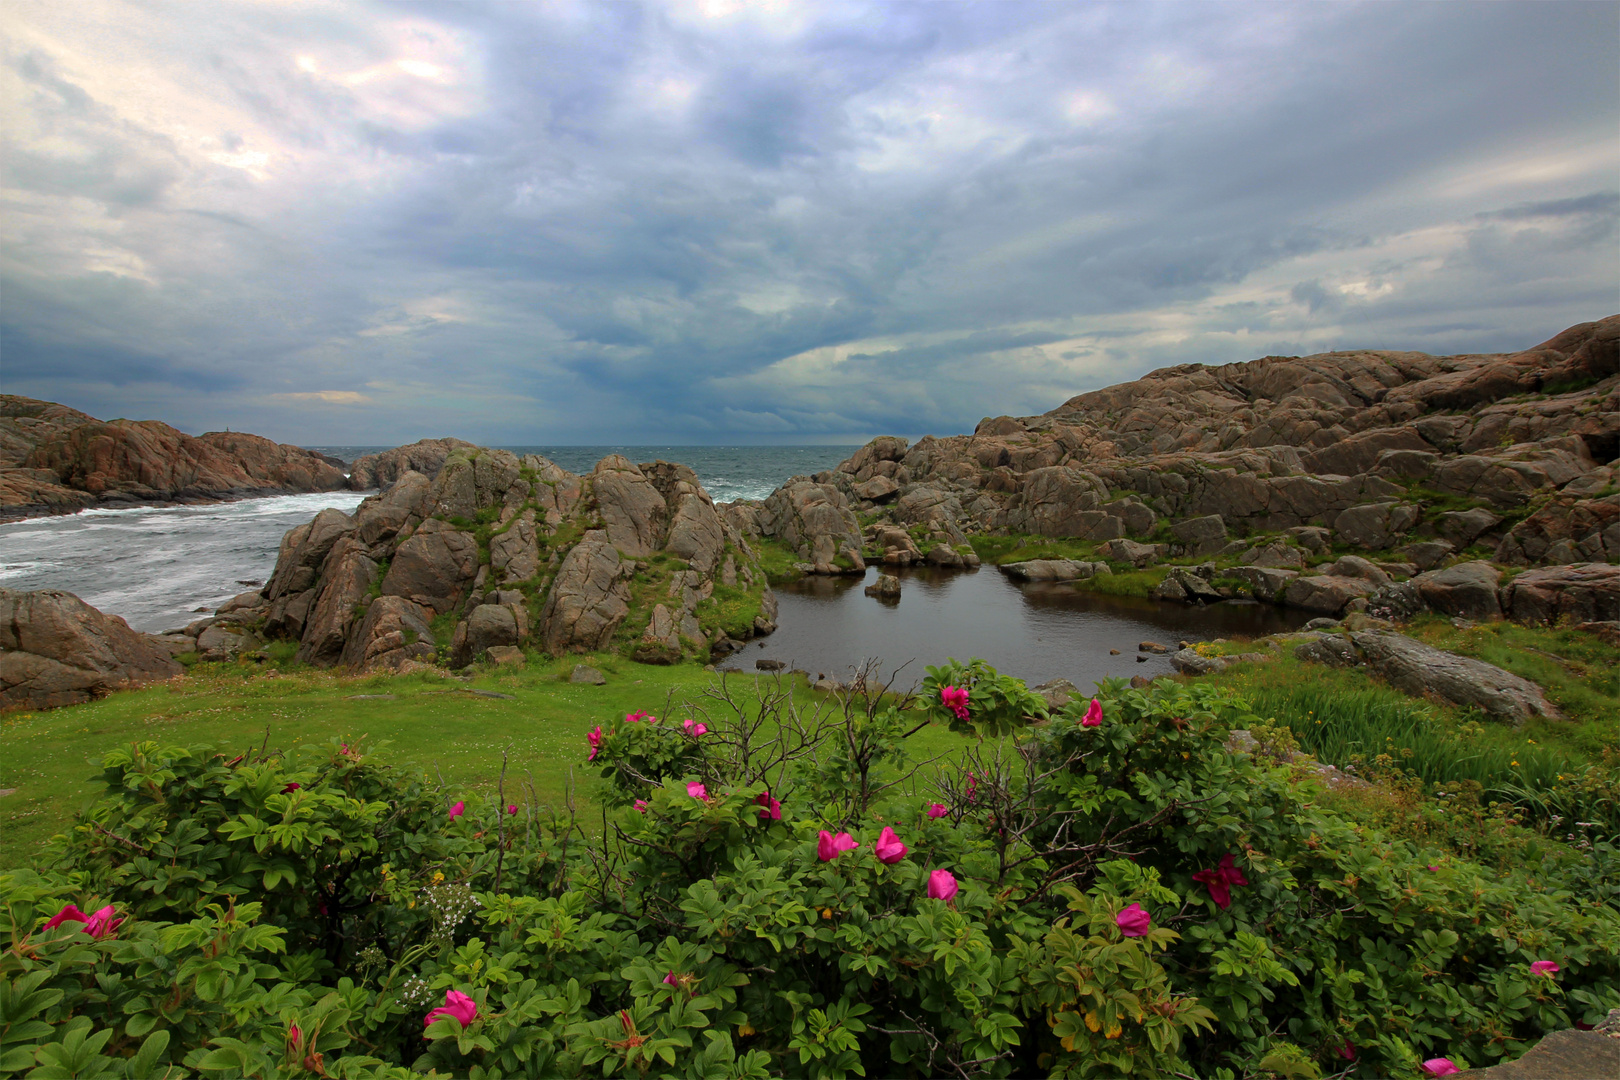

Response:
(0, 0), (1614, 445)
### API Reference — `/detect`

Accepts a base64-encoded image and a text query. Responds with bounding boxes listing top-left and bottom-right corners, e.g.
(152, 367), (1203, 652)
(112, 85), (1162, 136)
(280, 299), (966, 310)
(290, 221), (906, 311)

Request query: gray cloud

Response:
(0, 0), (1615, 445)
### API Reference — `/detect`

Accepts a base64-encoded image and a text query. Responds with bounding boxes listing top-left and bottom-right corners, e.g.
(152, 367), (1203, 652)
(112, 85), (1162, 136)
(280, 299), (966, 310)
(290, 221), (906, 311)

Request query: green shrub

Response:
(4, 666), (1616, 1079)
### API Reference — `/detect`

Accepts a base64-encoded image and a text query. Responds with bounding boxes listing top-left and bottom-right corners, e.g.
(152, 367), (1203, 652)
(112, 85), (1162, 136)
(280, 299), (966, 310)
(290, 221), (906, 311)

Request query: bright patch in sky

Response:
(0, 1), (1614, 445)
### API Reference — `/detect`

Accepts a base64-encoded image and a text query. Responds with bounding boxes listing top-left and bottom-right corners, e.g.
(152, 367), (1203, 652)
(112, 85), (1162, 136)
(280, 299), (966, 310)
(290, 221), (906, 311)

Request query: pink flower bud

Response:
(1530, 960), (1560, 977)
(634, 799), (649, 813)
(448, 801), (464, 819)
(587, 726), (603, 761)
(282, 782), (301, 793)
(663, 972), (678, 986)
(1082, 698), (1103, 727)
(1421, 1059), (1459, 1077)
(1115, 903), (1152, 937)
(755, 791), (782, 821)
(925, 803), (948, 819)
(926, 869), (958, 901)
(874, 827), (907, 864)
(506, 804), (517, 815)
(424, 990), (478, 1032)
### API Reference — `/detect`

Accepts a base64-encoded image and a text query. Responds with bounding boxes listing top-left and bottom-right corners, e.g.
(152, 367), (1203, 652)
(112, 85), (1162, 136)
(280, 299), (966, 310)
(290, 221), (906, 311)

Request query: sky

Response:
(1, 1), (1616, 446)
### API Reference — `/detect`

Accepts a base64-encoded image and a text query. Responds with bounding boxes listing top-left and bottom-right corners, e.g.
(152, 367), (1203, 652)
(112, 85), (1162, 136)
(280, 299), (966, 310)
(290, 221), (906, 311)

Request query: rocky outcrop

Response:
(784, 319), (1616, 594)
(1295, 630), (1559, 723)
(1500, 563), (1620, 625)
(1414, 561), (1503, 621)
(257, 446), (774, 670)
(1001, 559), (1109, 583)
(0, 588), (182, 709)
(0, 396), (347, 520)
(755, 479), (866, 574)
(346, 437), (476, 491)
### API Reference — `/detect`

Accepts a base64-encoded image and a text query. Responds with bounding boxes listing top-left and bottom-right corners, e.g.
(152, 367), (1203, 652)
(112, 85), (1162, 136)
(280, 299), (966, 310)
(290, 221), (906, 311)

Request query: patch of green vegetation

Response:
(1541, 373), (1603, 397)
(1209, 651), (1615, 836)
(752, 535), (804, 584)
(967, 533), (1100, 565)
(428, 609), (459, 648)
(1072, 567), (1168, 598)
(696, 581), (763, 641)
(1403, 614), (1620, 741)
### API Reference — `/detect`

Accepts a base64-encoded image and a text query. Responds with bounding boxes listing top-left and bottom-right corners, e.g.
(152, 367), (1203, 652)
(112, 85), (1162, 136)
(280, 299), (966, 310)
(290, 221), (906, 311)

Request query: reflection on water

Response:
(721, 564), (1315, 691)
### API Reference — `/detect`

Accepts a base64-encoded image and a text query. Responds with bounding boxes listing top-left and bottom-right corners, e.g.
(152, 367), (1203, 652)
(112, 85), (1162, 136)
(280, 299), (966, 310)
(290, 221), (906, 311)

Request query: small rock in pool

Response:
(1139, 641), (1170, 654)
(756, 659), (786, 671)
(1110, 649), (1121, 655)
(1135, 655), (1148, 663)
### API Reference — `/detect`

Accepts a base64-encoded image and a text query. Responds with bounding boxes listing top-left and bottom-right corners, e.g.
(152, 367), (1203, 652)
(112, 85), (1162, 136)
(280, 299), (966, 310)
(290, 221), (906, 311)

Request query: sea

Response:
(0, 446), (854, 634)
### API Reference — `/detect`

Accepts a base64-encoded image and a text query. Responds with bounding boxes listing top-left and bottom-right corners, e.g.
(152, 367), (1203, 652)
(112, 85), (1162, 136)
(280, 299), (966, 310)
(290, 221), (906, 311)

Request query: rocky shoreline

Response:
(3, 316), (1616, 712)
(0, 396), (350, 522)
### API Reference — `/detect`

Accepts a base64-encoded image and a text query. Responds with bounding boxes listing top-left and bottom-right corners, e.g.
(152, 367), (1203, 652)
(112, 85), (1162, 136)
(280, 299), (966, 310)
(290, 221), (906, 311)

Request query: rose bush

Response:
(1, 662), (1615, 1079)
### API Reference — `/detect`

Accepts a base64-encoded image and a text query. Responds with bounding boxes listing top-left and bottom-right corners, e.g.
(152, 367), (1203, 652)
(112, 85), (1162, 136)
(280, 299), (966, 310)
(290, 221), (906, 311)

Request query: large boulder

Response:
(1414, 560), (1503, 620)
(1000, 559), (1107, 582)
(1500, 563), (1620, 625)
(1295, 630), (1559, 724)
(339, 595), (436, 670)
(1009, 467), (1111, 538)
(379, 519), (479, 614)
(1283, 574), (1379, 615)
(490, 509), (541, 582)
(592, 456), (668, 557)
(267, 508), (356, 600)
(0, 588), (182, 709)
(296, 538), (378, 665)
(1228, 566), (1298, 603)
(1170, 514), (1227, 557)
(540, 531), (631, 653)
(758, 479), (866, 573)
(1332, 502), (1420, 550)
(353, 471), (431, 545)
(457, 603), (520, 665)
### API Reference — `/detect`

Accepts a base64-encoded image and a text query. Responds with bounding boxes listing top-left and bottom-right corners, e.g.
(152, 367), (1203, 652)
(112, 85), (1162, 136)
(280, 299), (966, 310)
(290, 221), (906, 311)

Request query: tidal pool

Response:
(720, 564), (1316, 692)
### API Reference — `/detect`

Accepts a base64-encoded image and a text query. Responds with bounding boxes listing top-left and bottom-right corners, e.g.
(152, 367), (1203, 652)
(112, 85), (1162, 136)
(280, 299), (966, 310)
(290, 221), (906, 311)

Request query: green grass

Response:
(1403, 615), (1620, 744)
(0, 658), (975, 871)
(752, 536), (805, 584)
(967, 534), (1100, 565)
(1211, 652), (1615, 829)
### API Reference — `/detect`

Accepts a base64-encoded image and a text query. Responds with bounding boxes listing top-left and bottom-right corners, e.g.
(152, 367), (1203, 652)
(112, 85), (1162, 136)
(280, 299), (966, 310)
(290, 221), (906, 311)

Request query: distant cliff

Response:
(0, 396), (348, 521)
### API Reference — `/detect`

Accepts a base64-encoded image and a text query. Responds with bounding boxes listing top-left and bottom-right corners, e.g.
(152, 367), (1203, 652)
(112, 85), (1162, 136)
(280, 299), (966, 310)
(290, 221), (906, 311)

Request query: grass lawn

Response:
(0, 653), (972, 870)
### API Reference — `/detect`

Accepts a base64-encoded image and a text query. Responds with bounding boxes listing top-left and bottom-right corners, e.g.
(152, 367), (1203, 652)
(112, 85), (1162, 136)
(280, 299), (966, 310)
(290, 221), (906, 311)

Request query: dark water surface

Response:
(721, 565), (1315, 691)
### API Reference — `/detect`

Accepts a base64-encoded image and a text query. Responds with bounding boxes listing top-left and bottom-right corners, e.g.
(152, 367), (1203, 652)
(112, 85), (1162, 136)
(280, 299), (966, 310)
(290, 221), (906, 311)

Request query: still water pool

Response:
(720, 564), (1315, 691)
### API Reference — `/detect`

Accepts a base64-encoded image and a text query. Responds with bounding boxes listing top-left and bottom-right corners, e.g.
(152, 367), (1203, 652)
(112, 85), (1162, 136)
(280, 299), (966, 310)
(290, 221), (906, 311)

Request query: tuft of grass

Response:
(967, 534), (1100, 566)
(752, 536), (805, 585)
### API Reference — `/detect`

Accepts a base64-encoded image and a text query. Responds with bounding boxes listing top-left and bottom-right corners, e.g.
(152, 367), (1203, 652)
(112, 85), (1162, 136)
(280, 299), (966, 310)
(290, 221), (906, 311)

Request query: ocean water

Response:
(0, 446), (855, 633)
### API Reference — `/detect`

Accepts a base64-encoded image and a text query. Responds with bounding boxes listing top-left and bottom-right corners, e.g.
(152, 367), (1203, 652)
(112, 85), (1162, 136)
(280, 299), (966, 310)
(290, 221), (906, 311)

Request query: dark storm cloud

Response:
(0, 0), (1615, 444)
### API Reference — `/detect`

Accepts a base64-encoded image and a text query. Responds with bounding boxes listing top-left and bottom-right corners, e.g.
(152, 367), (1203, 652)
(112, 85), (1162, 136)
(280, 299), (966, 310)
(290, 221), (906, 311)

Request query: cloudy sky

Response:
(1, 1), (1616, 446)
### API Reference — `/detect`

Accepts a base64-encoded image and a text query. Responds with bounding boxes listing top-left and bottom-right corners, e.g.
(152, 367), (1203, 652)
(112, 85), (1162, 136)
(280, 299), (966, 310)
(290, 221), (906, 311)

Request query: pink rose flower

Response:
(874, 827), (907, 864)
(682, 718), (708, 738)
(755, 791), (782, 821)
(1530, 960), (1560, 977)
(506, 804), (517, 815)
(448, 801), (464, 820)
(1421, 1059), (1459, 1077)
(940, 685), (970, 721)
(633, 799), (649, 812)
(1191, 854), (1249, 910)
(587, 726), (603, 761)
(84, 905), (122, 940)
(817, 830), (859, 861)
(44, 904), (88, 931)
(925, 803), (948, 819)
(282, 782), (301, 793)
(626, 710), (648, 723)
(1338, 1040), (1355, 1061)
(965, 772), (978, 804)
(1082, 698), (1103, 727)
(663, 972), (678, 986)
(424, 990), (478, 1031)
(1116, 903), (1152, 937)
(686, 781), (709, 801)
(926, 869), (958, 901)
